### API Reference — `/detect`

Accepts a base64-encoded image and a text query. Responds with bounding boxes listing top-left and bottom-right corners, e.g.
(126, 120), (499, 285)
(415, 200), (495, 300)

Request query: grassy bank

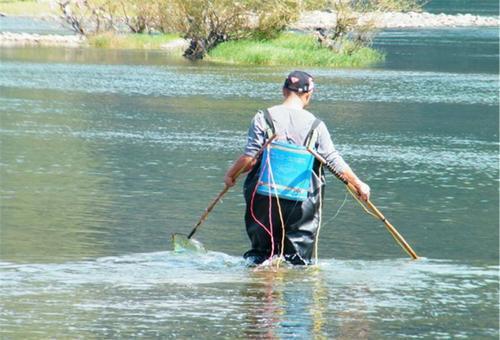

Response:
(208, 33), (384, 67)
(87, 33), (180, 49)
(0, 0), (54, 16)
(85, 32), (384, 67)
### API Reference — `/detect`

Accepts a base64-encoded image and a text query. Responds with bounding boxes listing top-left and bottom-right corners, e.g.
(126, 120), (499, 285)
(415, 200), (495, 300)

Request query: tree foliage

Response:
(57, 0), (426, 60)
(160, 0), (251, 60)
(160, 0), (304, 60)
(58, 0), (120, 35)
(312, 0), (425, 54)
(304, 0), (427, 12)
(58, 0), (304, 59)
(118, 0), (163, 34)
(356, 0), (428, 12)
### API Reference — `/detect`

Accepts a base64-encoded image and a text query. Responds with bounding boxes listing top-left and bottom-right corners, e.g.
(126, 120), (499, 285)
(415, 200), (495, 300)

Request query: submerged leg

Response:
(282, 197), (321, 265)
(244, 194), (287, 264)
(243, 174), (324, 266)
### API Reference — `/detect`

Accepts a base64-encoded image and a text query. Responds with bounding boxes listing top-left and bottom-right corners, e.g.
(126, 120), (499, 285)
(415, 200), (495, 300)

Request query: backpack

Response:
(256, 109), (322, 201)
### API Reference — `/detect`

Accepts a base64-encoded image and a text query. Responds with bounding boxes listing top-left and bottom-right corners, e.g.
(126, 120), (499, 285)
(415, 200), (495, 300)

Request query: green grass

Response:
(208, 33), (384, 68)
(0, 0), (55, 16)
(88, 33), (181, 49)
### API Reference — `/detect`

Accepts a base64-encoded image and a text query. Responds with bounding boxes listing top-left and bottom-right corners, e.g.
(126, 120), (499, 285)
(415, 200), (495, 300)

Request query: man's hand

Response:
(224, 173), (236, 187)
(223, 155), (256, 188)
(335, 167), (371, 202)
(354, 180), (370, 201)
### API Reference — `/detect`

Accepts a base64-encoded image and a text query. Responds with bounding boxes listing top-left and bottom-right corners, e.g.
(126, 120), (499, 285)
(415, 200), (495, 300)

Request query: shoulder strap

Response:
(305, 118), (322, 148)
(261, 109), (275, 138)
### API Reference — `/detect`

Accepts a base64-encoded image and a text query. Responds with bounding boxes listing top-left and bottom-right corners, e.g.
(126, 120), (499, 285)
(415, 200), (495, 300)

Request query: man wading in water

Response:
(224, 71), (370, 266)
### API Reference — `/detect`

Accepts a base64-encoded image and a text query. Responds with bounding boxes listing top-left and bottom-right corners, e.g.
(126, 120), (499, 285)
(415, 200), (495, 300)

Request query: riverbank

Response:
(87, 32), (181, 50)
(1, 10), (497, 67)
(2, 8), (498, 48)
(1, 8), (498, 30)
(0, 31), (84, 47)
(0, 32), (187, 51)
(208, 33), (383, 67)
(0, 31), (384, 67)
(293, 10), (499, 30)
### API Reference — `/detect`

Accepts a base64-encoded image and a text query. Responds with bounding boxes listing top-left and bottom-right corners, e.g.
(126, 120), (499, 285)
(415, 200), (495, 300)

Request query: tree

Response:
(58, 0), (120, 35)
(57, 0), (427, 60)
(313, 0), (426, 54)
(160, 0), (303, 60)
(119, 0), (162, 34)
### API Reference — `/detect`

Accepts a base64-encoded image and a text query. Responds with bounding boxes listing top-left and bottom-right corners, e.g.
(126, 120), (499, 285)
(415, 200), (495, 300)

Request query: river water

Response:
(1, 10), (499, 340)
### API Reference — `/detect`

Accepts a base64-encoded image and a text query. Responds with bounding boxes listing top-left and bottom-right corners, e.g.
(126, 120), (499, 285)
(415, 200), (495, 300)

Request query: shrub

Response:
(57, 0), (425, 61)
(312, 0), (425, 55)
(87, 32), (179, 49)
(118, 0), (163, 33)
(58, 0), (121, 35)
(357, 0), (428, 12)
(158, 0), (306, 60)
(208, 33), (384, 67)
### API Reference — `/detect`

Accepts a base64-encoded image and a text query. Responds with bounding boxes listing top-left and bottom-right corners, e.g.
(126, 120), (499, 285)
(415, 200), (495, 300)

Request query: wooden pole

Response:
(308, 148), (419, 260)
(187, 186), (229, 239)
(186, 135), (277, 239)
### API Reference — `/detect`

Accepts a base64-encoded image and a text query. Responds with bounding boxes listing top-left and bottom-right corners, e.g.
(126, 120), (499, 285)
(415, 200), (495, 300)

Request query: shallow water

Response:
(0, 19), (498, 340)
(0, 253), (497, 338)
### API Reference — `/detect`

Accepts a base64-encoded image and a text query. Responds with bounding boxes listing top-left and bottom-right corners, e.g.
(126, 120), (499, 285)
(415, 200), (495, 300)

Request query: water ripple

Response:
(0, 253), (497, 338)
(0, 62), (497, 105)
(1, 125), (496, 173)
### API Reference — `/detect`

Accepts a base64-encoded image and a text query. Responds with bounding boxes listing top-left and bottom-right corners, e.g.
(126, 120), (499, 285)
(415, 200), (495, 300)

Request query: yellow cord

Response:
(266, 150), (286, 268)
(346, 185), (378, 219)
(313, 164), (323, 265)
(275, 197), (286, 268)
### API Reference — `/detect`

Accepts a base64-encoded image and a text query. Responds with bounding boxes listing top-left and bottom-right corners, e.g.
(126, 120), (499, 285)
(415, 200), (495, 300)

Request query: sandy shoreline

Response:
(1, 11), (498, 48)
(0, 32), (84, 47)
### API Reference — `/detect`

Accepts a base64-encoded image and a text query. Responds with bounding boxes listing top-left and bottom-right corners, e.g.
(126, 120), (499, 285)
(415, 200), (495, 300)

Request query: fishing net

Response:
(171, 233), (206, 253)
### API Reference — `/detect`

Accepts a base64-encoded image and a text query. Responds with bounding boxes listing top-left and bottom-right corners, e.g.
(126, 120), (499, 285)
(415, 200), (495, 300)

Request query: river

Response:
(1, 5), (499, 339)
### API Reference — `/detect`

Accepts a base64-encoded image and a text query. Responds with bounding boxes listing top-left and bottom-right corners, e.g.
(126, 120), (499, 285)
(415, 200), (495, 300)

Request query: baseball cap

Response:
(283, 70), (314, 93)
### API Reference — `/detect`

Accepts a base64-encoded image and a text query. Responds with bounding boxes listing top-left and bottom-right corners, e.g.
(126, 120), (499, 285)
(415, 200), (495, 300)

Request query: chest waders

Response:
(243, 109), (324, 265)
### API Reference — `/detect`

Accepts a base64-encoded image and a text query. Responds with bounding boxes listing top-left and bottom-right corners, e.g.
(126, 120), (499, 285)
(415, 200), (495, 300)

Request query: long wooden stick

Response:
(187, 186), (229, 239)
(187, 135), (277, 239)
(365, 198), (419, 259)
(308, 148), (419, 260)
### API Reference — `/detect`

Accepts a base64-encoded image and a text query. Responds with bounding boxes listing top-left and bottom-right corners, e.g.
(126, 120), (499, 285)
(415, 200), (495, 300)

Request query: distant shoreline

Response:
(1, 11), (498, 48)
(0, 32), (84, 47)
(294, 10), (499, 30)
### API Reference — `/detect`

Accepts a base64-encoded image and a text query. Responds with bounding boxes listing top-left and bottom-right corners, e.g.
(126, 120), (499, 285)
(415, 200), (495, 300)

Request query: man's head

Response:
(282, 70), (314, 106)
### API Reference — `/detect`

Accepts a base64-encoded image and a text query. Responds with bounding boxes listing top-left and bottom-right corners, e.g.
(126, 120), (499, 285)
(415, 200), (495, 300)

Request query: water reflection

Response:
(0, 253), (497, 338)
(243, 267), (319, 339)
(243, 266), (373, 339)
